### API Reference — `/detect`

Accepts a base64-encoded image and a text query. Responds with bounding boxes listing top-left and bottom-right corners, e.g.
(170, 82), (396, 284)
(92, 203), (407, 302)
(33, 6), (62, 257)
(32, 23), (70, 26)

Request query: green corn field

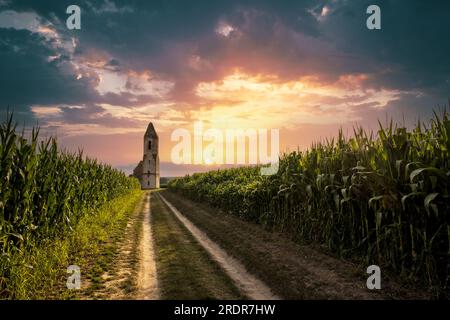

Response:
(0, 114), (140, 294)
(169, 111), (450, 297)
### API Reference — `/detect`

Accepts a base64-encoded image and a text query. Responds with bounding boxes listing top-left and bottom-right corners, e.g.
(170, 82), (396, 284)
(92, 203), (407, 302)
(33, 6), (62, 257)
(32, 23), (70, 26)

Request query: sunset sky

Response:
(1, 0), (449, 176)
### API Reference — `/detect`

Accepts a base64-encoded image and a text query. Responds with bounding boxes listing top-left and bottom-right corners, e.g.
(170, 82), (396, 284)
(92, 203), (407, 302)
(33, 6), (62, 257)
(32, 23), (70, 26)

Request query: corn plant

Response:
(169, 111), (450, 297)
(0, 114), (140, 295)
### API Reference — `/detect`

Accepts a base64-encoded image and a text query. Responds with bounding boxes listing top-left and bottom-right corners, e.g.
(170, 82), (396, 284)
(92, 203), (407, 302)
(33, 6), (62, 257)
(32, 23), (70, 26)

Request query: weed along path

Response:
(157, 193), (280, 300)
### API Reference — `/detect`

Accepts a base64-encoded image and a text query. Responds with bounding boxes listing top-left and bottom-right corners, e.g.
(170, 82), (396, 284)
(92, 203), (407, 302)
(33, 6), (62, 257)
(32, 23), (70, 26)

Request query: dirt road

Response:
(90, 189), (427, 300)
(150, 192), (243, 299)
(88, 191), (159, 299)
(160, 190), (428, 300)
(136, 193), (159, 299)
(159, 193), (279, 300)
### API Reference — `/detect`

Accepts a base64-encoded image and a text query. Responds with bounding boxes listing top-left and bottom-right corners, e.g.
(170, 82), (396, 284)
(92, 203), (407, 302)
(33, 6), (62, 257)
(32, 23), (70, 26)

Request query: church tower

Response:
(141, 122), (160, 189)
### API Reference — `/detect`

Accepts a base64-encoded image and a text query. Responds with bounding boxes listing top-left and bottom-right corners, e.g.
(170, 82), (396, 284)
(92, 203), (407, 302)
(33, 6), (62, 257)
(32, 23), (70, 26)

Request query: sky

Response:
(0, 0), (449, 176)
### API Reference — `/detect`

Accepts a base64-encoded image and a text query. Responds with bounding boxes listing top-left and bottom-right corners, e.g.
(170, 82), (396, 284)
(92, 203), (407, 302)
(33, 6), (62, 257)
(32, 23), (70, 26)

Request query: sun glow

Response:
(192, 71), (403, 131)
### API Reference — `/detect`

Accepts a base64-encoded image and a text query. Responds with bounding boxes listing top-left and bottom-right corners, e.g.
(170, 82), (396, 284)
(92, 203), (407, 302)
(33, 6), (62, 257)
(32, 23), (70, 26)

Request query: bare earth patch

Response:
(136, 192), (159, 299)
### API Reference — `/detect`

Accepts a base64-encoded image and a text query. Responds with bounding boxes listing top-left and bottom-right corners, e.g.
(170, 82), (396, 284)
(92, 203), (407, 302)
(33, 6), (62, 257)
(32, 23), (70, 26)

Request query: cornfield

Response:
(169, 111), (450, 296)
(0, 114), (140, 292)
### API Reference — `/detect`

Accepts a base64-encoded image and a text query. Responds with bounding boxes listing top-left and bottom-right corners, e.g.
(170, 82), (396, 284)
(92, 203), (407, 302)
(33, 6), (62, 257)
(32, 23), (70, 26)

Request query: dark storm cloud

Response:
(1, 0), (449, 124)
(63, 1), (326, 103)
(321, 0), (450, 92)
(1, 0), (321, 113)
(73, 0), (449, 107)
(0, 28), (98, 119)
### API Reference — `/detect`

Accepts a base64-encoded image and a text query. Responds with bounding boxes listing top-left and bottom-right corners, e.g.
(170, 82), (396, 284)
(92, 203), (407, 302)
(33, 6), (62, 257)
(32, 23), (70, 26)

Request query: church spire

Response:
(133, 121), (160, 189)
(145, 122), (158, 138)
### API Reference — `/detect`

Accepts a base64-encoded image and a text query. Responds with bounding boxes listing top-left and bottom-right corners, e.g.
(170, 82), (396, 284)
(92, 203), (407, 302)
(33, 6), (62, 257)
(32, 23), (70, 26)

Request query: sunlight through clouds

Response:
(2, 1), (447, 175)
(193, 71), (404, 129)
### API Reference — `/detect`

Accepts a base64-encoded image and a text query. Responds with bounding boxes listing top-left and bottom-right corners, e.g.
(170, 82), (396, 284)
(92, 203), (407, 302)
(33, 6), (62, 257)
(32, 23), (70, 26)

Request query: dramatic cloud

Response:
(0, 0), (449, 175)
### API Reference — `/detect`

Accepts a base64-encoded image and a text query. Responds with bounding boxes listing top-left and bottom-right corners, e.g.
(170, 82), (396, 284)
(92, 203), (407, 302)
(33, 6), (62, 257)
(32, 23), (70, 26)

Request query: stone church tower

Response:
(133, 122), (160, 189)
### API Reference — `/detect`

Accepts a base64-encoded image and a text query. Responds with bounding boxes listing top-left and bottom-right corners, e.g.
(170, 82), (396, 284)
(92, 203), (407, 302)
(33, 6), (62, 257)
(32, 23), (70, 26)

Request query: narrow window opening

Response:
(148, 140), (152, 150)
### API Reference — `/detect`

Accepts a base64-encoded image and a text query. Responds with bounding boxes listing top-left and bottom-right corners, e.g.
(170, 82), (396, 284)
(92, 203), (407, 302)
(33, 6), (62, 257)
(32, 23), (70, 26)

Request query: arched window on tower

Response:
(148, 140), (152, 150)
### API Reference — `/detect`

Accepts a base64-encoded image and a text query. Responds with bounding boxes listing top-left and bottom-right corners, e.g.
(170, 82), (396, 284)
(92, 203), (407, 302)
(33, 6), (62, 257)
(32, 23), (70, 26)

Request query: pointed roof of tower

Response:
(145, 122), (158, 138)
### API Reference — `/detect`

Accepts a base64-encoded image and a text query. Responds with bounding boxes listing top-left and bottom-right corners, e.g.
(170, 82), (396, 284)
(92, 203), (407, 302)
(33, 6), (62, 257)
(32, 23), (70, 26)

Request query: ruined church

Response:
(133, 122), (160, 189)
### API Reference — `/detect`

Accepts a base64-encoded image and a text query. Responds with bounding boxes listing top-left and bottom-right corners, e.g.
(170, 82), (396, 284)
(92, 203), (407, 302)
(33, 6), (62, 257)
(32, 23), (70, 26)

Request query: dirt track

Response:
(160, 190), (429, 300)
(136, 193), (159, 299)
(90, 189), (428, 300)
(150, 192), (243, 299)
(159, 193), (279, 300)
(89, 192), (159, 299)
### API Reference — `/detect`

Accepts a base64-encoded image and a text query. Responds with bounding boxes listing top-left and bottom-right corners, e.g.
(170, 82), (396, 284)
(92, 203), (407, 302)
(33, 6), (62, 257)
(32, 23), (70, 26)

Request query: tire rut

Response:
(158, 193), (280, 300)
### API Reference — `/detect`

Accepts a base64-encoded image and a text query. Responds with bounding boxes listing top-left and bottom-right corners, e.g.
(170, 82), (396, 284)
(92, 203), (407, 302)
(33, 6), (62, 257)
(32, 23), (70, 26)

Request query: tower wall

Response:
(141, 128), (160, 189)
